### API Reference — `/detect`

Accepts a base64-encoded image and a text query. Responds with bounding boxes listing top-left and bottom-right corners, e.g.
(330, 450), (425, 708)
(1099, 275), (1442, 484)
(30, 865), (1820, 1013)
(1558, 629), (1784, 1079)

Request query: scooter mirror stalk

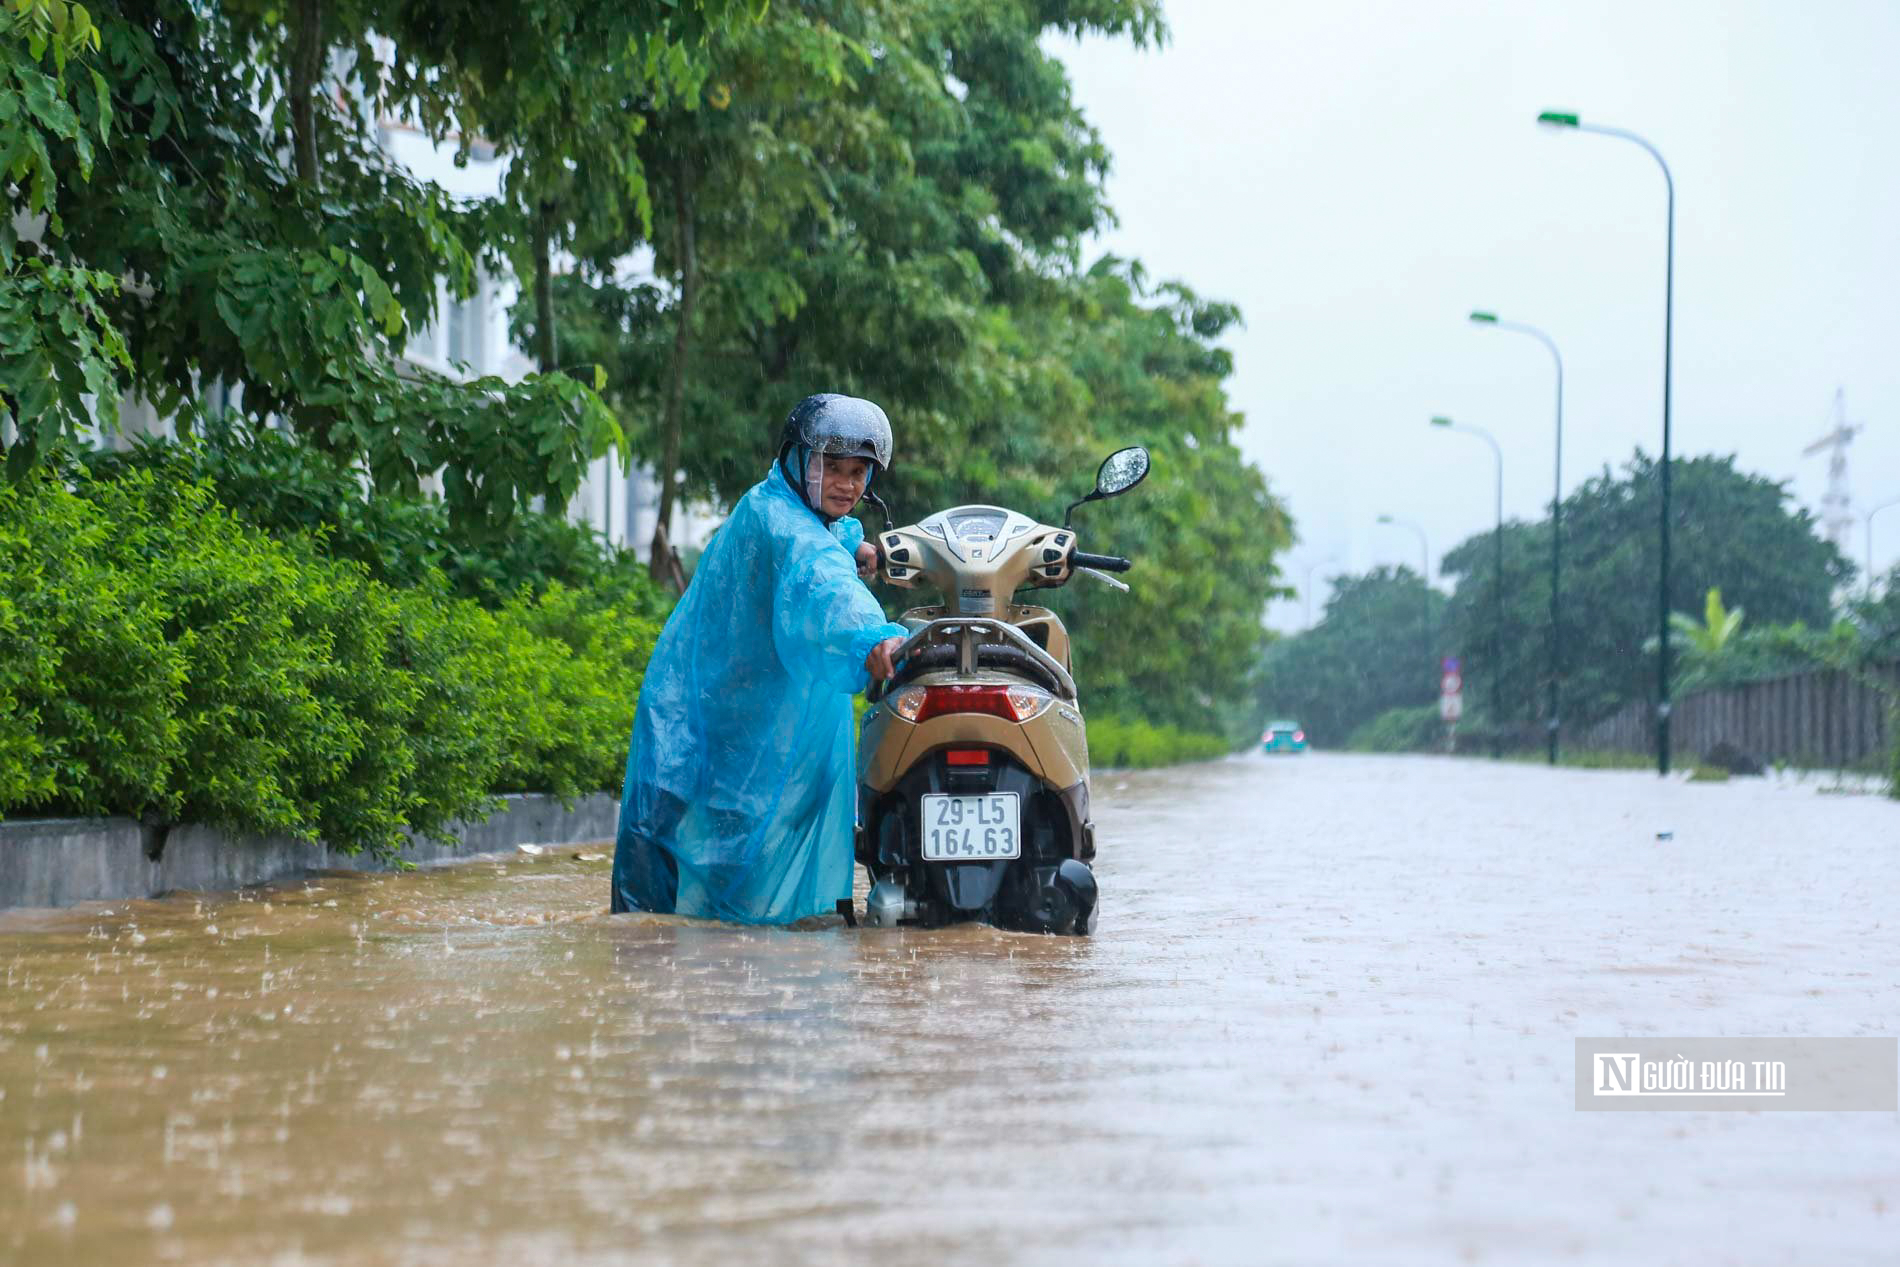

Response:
(862, 488), (895, 532)
(1063, 445), (1150, 528)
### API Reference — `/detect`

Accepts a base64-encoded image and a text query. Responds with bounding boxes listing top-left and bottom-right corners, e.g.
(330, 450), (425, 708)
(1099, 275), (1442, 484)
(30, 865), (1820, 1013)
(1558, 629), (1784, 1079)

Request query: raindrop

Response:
(147, 1203), (174, 1231)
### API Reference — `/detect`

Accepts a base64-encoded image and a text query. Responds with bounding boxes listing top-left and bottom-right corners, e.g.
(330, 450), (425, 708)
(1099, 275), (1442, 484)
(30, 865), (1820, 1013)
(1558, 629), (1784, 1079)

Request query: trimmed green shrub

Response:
(1890, 702), (1899, 800)
(487, 581), (659, 801)
(0, 473), (183, 817)
(0, 462), (665, 857)
(1087, 715), (1230, 769)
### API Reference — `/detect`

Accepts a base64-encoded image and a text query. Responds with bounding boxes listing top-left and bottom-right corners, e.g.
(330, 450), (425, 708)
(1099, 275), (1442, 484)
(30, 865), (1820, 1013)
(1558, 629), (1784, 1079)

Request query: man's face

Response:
(820, 455), (871, 517)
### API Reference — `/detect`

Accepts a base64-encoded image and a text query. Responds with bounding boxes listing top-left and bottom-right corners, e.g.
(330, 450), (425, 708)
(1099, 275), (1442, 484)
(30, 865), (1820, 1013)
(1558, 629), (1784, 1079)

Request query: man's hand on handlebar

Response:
(864, 636), (905, 681)
(855, 542), (878, 580)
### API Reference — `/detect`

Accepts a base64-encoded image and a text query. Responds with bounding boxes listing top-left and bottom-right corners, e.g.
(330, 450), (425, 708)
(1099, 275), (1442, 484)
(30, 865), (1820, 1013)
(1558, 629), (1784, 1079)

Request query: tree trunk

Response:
(289, 0), (323, 188)
(650, 159), (697, 580)
(531, 203), (558, 373)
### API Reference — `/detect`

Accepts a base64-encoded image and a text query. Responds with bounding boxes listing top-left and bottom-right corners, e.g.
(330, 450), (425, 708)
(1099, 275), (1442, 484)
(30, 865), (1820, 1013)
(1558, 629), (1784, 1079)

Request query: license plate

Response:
(920, 793), (1021, 861)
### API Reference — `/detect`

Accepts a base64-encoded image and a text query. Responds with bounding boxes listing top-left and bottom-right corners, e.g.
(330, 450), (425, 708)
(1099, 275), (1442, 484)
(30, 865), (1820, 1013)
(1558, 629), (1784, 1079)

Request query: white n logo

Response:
(1595, 1053), (1639, 1095)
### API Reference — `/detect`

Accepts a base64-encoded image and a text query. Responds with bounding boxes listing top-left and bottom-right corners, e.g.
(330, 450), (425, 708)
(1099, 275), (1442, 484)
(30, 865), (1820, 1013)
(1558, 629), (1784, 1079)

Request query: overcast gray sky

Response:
(1053, 0), (1900, 630)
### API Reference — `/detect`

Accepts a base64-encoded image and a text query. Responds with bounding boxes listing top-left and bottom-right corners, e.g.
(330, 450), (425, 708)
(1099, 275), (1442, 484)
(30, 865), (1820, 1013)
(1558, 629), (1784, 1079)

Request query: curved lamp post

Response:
(1376, 514), (1433, 691)
(1869, 497), (1900, 597)
(1538, 109), (1676, 776)
(1430, 416), (1503, 758)
(1469, 310), (1565, 764)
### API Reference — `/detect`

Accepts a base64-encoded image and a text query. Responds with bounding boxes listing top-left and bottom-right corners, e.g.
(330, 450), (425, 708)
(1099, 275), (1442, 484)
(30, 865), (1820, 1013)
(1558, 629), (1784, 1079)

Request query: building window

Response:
(446, 285), (484, 372)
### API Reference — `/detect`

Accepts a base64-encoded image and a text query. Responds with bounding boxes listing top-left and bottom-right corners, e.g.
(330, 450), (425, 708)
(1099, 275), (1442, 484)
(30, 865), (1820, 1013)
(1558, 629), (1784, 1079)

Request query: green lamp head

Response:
(1537, 111), (1580, 129)
(1429, 416), (1453, 428)
(1468, 310), (1499, 324)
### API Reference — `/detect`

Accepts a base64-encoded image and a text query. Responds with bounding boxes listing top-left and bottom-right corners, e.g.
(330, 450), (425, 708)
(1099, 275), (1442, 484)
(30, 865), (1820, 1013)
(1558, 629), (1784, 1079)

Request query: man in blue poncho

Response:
(611, 394), (909, 923)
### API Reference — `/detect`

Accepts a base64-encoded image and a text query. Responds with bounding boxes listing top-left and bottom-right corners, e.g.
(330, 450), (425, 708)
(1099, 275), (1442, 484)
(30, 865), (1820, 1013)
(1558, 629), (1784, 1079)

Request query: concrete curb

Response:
(0, 793), (619, 911)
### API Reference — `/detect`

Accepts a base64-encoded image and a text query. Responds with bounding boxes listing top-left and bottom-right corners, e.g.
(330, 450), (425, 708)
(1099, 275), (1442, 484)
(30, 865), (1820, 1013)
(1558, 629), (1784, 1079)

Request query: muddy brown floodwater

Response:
(4, 754), (1899, 1265)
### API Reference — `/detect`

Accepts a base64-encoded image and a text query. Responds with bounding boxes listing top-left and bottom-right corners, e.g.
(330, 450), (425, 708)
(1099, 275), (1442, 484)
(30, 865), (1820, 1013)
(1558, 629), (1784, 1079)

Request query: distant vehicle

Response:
(1260, 720), (1307, 754)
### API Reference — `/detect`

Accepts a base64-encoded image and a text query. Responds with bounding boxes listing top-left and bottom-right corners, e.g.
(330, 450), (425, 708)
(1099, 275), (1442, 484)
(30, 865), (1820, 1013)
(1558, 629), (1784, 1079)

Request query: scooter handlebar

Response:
(1070, 551), (1132, 573)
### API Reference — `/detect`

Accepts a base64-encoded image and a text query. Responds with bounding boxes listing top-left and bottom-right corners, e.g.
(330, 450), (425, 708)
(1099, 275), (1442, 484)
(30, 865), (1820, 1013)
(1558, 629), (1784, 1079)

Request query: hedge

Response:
(0, 465), (662, 858)
(1086, 715), (1231, 769)
(1891, 702), (1899, 799)
(2, 454), (1243, 860)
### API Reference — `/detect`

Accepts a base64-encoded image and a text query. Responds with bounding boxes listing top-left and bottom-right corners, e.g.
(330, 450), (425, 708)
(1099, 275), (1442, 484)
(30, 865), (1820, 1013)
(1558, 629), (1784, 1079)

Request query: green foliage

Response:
(1670, 619), (1864, 696)
(1436, 452), (1851, 728)
(1, 3), (130, 468)
(1345, 704), (1444, 755)
(81, 429), (671, 610)
(538, 0), (1283, 727)
(1255, 567), (1446, 745)
(0, 257), (130, 475)
(1554, 749), (1655, 771)
(1891, 703), (1899, 800)
(0, 467), (181, 814)
(1, 0), (771, 525)
(0, 464), (661, 855)
(1086, 715), (1229, 770)
(1847, 565), (1900, 664)
(1670, 587), (1744, 655)
(488, 582), (660, 801)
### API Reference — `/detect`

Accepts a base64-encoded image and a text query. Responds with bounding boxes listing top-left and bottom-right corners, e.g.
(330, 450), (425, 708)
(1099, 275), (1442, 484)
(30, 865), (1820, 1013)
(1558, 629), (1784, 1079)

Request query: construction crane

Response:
(1803, 388), (1863, 554)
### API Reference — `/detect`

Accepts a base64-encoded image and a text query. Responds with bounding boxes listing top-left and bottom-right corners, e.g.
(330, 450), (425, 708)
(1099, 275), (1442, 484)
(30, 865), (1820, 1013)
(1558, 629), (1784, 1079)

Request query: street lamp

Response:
(1430, 416), (1503, 758)
(1302, 556), (1338, 628)
(1869, 497), (1900, 597)
(1376, 514), (1433, 690)
(1538, 108), (1677, 776)
(1469, 310), (1565, 764)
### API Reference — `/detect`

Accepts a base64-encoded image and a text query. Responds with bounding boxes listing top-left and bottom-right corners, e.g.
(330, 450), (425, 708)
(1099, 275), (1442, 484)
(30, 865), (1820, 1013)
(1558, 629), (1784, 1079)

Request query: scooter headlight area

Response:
(886, 683), (1053, 724)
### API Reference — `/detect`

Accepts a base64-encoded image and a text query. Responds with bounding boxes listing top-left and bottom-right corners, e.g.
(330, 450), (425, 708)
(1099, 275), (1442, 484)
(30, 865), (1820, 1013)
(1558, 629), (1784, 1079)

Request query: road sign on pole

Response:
(1440, 655), (1464, 723)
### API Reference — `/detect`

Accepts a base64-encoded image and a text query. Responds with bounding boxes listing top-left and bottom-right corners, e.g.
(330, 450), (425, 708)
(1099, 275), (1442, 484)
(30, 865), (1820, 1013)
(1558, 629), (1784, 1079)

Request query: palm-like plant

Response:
(1670, 587), (1745, 655)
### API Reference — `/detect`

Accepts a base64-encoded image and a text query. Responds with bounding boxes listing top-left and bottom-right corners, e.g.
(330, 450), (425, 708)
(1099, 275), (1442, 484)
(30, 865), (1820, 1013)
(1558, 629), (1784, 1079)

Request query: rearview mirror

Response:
(1095, 446), (1150, 497)
(1065, 445), (1151, 527)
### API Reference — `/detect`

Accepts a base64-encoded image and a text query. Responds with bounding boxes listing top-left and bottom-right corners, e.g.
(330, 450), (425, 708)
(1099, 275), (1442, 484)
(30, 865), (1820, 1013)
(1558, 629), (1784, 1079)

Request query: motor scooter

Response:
(855, 446), (1149, 935)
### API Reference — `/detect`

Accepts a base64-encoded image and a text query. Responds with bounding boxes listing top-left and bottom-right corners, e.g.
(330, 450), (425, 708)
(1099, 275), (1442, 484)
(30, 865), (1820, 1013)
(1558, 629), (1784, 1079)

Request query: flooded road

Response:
(4, 754), (1898, 1265)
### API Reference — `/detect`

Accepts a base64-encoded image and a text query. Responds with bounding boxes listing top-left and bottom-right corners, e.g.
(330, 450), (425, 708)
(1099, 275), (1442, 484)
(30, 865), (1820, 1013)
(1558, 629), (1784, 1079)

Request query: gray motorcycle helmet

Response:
(778, 393), (893, 474)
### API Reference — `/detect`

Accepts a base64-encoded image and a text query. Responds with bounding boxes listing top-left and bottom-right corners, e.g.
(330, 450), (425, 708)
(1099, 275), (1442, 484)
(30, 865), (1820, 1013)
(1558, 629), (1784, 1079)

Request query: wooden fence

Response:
(1575, 667), (1896, 769)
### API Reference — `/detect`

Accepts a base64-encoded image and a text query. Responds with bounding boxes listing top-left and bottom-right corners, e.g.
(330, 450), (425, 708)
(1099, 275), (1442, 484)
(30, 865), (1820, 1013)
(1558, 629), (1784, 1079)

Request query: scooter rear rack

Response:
(884, 617), (1078, 702)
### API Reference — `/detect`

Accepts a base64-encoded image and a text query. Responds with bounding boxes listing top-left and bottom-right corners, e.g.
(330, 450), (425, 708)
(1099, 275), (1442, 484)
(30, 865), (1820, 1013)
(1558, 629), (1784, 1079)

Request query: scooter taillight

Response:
(890, 684), (1051, 723)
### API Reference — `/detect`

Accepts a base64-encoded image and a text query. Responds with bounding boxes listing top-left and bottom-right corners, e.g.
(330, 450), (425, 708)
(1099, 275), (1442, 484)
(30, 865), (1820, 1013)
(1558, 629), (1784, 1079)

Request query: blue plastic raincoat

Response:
(611, 464), (907, 923)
